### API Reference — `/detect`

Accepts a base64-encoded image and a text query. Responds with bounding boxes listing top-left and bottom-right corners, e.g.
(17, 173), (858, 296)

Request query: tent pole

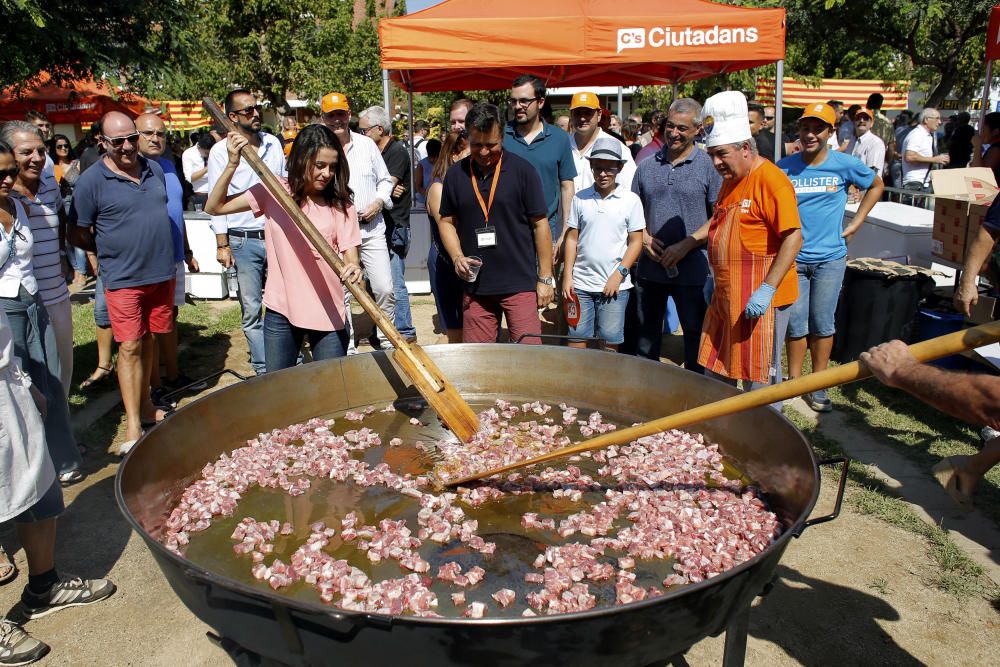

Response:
(408, 90), (416, 205)
(383, 70), (391, 114)
(617, 87), (623, 119)
(671, 82), (678, 102)
(774, 60), (784, 163)
(982, 59), (994, 127)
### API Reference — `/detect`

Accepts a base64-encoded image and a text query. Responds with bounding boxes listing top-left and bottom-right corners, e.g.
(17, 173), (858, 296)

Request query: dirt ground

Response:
(2, 297), (999, 665)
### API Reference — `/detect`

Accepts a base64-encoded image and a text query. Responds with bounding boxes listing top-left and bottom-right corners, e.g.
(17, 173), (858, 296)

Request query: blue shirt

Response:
(778, 151), (876, 263)
(503, 121), (577, 236)
(157, 157), (186, 263)
(631, 145), (721, 285)
(71, 156), (176, 290)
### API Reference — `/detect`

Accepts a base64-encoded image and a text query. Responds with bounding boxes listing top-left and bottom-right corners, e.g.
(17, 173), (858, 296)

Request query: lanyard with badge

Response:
(470, 156), (501, 248)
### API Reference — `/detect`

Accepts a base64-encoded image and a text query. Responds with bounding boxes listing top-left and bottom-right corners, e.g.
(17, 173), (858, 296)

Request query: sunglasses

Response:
(591, 165), (621, 174)
(0, 167), (19, 180)
(139, 130), (167, 139)
(232, 105), (263, 118)
(104, 133), (139, 148)
(55, 143), (71, 149)
(764, 116), (775, 121)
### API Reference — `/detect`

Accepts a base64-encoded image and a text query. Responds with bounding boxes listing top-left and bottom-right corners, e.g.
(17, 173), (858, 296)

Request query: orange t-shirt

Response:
(715, 159), (801, 307)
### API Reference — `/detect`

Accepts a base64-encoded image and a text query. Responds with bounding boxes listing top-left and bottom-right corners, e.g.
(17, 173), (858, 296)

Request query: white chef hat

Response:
(702, 91), (752, 148)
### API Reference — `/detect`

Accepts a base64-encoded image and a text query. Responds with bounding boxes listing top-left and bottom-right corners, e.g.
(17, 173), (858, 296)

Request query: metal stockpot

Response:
(116, 345), (844, 666)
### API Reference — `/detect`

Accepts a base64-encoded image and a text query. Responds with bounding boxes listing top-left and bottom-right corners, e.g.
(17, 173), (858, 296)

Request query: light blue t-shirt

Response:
(778, 150), (875, 263)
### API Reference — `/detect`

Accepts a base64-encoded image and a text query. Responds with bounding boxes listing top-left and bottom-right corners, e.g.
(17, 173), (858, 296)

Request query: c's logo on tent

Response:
(617, 28), (645, 53)
(703, 115), (714, 135)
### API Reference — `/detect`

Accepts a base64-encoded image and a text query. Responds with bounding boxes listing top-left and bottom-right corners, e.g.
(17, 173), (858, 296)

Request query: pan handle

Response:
(796, 456), (850, 535)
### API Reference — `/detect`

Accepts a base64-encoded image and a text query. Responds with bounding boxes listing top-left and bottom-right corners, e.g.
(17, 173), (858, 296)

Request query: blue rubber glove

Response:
(744, 282), (776, 319)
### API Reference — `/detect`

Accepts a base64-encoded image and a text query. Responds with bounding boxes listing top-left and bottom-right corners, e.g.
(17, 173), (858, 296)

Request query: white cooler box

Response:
(184, 212), (230, 299)
(844, 201), (934, 267)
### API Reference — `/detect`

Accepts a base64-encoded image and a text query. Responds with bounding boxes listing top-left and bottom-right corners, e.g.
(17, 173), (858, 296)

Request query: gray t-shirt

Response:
(631, 146), (722, 285)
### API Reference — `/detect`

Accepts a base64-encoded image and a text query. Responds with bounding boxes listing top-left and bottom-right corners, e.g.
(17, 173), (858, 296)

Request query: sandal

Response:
(79, 365), (114, 391)
(0, 546), (16, 585)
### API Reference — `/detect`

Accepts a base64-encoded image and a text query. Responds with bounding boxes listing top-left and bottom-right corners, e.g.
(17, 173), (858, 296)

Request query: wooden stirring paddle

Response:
(202, 97), (480, 442)
(444, 319), (1000, 486)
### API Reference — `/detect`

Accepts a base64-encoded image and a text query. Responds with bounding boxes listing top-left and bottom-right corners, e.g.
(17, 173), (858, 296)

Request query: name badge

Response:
(476, 228), (497, 248)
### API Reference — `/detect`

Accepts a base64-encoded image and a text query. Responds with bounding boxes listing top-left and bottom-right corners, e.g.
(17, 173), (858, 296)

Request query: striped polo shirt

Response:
(10, 173), (69, 306)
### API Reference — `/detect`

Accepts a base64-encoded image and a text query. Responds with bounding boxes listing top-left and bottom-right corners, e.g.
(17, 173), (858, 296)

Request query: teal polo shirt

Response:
(503, 121), (577, 237)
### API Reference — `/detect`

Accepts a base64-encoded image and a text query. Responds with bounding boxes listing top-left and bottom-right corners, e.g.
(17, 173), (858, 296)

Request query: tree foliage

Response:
(141, 0), (400, 113)
(0, 0), (191, 93)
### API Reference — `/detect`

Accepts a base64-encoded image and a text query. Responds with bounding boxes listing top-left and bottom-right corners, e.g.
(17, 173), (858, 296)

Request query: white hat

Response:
(587, 136), (625, 162)
(702, 91), (752, 148)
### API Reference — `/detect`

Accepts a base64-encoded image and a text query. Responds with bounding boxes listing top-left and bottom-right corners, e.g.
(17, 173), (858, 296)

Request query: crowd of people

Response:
(1, 78), (1000, 663)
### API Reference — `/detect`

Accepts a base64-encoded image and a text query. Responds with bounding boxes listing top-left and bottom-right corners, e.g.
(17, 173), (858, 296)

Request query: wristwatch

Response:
(537, 276), (556, 287)
(616, 265), (629, 278)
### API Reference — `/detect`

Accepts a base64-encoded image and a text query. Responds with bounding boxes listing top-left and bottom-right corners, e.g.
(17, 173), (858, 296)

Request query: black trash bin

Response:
(831, 258), (935, 363)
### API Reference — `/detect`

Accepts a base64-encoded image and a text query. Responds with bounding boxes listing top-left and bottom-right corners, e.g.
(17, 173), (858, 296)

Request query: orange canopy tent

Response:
(379, 0), (786, 92)
(0, 74), (148, 124)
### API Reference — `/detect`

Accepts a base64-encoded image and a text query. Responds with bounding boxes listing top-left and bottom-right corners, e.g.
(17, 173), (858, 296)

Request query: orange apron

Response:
(698, 159), (777, 384)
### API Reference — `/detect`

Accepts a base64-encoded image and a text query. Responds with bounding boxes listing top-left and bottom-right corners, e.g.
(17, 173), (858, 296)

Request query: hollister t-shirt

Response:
(778, 151), (875, 264)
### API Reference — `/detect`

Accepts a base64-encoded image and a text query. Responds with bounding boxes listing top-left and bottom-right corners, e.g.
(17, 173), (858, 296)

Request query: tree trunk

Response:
(925, 65), (959, 108)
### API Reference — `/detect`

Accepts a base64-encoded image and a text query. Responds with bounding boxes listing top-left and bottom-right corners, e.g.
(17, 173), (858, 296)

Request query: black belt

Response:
(228, 229), (264, 239)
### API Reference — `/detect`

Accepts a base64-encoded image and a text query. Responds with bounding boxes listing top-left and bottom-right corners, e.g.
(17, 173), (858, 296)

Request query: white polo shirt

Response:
(571, 129), (637, 193)
(206, 132), (285, 234)
(852, 131), (886, 176)
(567, 184), (645, 292)
(901, 124), (934, 186)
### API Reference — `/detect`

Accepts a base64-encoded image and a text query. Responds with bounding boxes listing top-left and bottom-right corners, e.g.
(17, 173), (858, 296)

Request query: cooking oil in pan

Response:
(182, 399), (757, 617)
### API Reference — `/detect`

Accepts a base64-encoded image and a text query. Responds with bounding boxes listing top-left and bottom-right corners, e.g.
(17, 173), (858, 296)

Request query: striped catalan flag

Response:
(161, 100), (211, 130)
(755, 78), (910, 111)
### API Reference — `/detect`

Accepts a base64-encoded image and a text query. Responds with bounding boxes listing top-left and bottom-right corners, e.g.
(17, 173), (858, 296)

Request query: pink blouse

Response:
(245, 180), (361, 331)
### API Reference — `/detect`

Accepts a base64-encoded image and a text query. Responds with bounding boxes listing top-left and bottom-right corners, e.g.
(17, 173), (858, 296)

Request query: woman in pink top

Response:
(206, 125), (363, 372)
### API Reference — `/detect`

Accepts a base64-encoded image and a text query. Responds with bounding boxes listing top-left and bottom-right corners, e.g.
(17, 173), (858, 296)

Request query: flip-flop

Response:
(932, 457), (975, 511)
(0, 546), (16, 585)
(79, 365), (114, 391)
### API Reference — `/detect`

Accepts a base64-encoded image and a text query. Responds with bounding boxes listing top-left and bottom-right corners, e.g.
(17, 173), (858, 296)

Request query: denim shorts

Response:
(569, 289), (630, 345)
(787, 256), (847, 338)
(15, 477), (65, 524)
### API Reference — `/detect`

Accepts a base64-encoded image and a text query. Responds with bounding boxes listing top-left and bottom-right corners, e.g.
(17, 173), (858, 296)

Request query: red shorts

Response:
(104, 280), (175, 343)
(462, 291), (541, 344)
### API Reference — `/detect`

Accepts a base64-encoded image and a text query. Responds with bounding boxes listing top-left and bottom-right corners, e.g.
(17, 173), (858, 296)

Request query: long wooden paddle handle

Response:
(446, 320), (1000, 486)
(201, 98), (443, 393)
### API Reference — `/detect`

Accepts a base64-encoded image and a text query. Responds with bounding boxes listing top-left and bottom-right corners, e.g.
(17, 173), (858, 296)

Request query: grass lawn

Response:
(826, 376), (1000, 525)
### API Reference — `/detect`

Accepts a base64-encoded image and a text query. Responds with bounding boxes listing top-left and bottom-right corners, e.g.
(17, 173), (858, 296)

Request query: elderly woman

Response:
(0, 142), (82, 485)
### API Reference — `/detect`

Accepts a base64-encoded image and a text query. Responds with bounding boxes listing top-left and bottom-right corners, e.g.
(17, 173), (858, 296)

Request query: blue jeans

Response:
(569, 290), (630, 345)
(229, 234), (267, 375)
(788, 256), (847, 339)
(94, 272), (110, 328)
(263, 309), (348, 373)
(626, 279), (707, 373)
(427, 243), (464, 331)
(389, 247), (416, 338)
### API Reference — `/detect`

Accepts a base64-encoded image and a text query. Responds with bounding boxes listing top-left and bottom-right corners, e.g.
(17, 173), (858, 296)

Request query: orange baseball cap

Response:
(321, 92), (350, 113)
(570, 92), (600, 110)
(799, 102), (836, 128)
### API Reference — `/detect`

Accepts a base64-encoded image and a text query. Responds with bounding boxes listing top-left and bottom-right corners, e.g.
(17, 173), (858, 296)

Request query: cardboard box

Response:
(930, 168), (999, 264)
(969, 294), (998, 324)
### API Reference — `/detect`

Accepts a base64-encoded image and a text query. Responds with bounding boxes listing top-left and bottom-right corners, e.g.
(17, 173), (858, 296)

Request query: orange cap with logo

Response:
(321, 92), (350, 113)
(799, 103), (837, 128)
(570, 92), (600, 110)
